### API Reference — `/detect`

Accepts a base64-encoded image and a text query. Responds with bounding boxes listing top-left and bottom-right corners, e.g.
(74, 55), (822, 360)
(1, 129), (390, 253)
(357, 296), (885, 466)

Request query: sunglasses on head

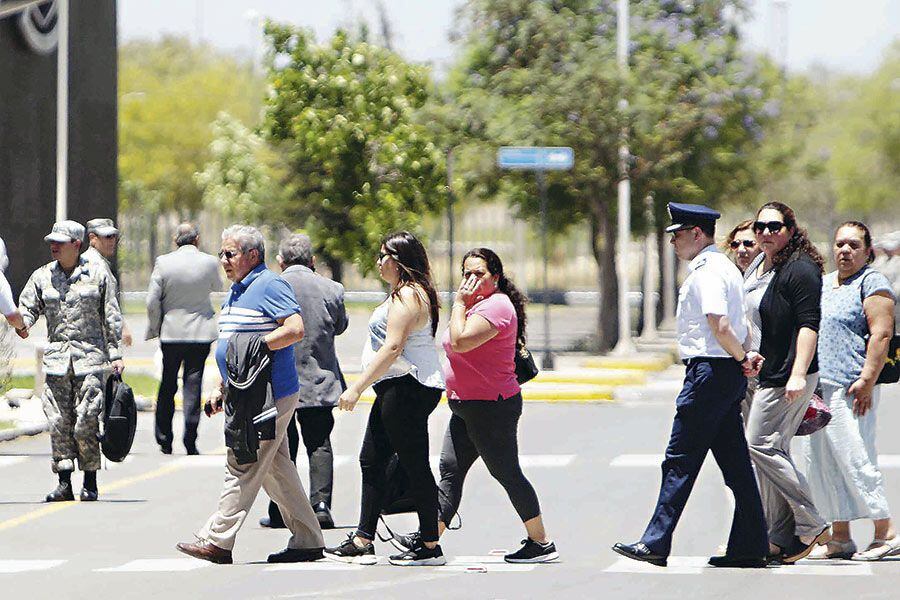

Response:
(378, 251), (394, 262)
(730, 240), (756, 249)
(218, 250), (239, 260)
(752, 220), (785, 234)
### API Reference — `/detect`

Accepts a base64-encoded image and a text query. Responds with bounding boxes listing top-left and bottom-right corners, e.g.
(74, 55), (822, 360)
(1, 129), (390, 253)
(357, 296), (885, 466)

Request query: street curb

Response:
(0, 422), (48, 443)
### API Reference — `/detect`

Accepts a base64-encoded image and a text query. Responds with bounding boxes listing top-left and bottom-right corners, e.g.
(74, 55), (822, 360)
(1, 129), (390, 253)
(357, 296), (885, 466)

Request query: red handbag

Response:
(796, 391), (831, 436)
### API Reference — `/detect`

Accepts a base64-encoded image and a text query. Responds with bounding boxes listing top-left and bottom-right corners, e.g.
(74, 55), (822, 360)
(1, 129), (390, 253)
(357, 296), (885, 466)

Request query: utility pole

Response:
(612, 0), (634, 354)
(56, 0), (69, 221)
(446, 147), (456, 319)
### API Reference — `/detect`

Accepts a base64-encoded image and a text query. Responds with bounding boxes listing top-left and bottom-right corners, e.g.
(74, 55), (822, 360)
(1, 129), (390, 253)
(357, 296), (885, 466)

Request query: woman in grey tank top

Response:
(325, 231), (447, 567)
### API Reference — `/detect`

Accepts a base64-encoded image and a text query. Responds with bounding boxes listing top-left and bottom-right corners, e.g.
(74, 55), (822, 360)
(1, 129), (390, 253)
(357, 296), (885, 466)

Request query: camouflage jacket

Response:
(19, 256), (122, 376)
(82, 246), (118, 296)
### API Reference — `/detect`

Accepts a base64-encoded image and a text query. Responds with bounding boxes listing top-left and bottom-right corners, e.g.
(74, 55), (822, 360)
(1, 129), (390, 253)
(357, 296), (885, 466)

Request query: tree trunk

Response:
(323, 255), (344, 283)
(591, 200), (619, 352)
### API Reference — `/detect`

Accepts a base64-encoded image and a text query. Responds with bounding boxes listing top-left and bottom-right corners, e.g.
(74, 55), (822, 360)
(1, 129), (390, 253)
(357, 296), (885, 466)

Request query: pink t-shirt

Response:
(442, 292), (521, 401)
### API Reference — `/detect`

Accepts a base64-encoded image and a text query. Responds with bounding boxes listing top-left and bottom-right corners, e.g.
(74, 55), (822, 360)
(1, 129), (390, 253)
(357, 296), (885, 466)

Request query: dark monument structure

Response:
(0, 1), (117, 295)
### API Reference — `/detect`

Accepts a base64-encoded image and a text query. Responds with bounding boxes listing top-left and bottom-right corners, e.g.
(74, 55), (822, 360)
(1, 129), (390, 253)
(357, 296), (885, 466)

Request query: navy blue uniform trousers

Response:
(640, 357), (768, 558)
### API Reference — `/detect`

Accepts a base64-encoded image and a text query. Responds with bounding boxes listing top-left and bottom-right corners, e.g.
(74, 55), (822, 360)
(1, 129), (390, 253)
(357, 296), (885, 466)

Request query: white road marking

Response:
(612, 454), (900, 469)
(267, 556), (534, 573)
(0, 559), (66, 573)
(175, 454), (574, 469)
(0, 456), (27, 469)
(609, 454), (663, 467)
(266, 562), (366, 571)
(606, 556), (873, 575)
(95, 559), (211, 572)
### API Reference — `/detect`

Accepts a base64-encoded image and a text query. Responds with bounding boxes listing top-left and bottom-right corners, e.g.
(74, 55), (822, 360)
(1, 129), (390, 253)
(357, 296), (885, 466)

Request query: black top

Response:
(757, 252), (822, 388)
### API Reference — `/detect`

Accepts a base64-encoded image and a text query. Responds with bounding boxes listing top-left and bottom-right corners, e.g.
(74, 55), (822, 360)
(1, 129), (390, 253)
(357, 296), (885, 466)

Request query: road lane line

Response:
(0, 559), (66, 573)
(0, 462), (183, 533)
(95, 558), (210, 572)
(612, 454), (900, 469)
(0, 456), (27, 469)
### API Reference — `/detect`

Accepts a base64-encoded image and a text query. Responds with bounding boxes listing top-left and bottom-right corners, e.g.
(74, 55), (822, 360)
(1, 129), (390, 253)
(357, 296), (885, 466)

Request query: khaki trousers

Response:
(198, 392), (324, 551)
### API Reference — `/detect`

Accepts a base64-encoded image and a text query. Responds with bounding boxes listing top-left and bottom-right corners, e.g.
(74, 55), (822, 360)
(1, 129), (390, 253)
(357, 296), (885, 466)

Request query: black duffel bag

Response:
(100, 372), (137, 462)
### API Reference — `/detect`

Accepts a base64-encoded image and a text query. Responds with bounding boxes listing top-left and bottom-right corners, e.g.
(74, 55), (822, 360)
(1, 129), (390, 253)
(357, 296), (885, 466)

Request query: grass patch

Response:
(3, 373), (159, 397)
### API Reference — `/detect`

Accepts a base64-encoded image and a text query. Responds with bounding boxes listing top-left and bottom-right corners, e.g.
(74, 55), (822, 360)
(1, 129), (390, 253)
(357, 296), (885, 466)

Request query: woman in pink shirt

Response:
(395, 248), (558, 564)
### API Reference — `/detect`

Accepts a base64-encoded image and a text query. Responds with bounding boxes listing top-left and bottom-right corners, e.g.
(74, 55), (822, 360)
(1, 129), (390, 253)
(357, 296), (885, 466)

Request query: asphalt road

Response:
(3, 379), (900, 599)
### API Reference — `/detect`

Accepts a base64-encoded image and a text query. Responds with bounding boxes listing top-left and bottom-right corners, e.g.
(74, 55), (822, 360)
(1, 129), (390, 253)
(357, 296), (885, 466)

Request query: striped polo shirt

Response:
(216, 263), (301, 399)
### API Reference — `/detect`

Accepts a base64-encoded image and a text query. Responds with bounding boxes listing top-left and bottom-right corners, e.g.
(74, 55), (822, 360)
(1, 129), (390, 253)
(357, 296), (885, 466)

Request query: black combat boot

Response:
(80, 470), (98, 502)
(46, 471), (75, 502)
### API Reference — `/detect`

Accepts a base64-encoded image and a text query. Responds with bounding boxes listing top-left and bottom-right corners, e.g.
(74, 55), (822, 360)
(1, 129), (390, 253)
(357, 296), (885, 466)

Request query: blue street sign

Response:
(497, 146), (574, 171)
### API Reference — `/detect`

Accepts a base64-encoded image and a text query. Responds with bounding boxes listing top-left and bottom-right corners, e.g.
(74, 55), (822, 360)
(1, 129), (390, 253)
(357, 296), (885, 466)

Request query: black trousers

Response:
(356, 375), (442, 542)
(154, 342), (211, 450)
(640, 358), (767, 558)
(267, 406), (336, 522)
(438, 393), (541, 525)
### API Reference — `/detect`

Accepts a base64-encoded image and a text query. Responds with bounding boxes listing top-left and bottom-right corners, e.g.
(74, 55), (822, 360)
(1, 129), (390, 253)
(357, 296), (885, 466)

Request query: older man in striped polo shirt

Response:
(176, 225), (324, 565)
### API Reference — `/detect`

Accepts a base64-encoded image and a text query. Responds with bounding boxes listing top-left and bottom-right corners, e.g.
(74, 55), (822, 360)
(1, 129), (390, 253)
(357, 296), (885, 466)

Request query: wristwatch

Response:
(738, 354), (750, 365)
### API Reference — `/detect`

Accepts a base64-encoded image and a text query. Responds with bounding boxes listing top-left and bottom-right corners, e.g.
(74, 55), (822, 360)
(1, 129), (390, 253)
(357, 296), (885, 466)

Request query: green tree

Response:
(262, 25), (447, 280)
(119, 37), (263, 217)
(448, 0), (775, 350)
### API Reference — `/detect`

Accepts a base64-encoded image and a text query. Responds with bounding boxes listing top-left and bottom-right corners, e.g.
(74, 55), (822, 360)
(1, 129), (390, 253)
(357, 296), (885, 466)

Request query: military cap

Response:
(44, 220), (85, 243)
(665, 202), (721, 233)
(86, 218), (119, 237)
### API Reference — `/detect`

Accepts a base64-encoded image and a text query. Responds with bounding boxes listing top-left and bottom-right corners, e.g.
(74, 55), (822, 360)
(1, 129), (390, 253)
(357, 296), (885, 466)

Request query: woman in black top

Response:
(745, 202), (829, 564)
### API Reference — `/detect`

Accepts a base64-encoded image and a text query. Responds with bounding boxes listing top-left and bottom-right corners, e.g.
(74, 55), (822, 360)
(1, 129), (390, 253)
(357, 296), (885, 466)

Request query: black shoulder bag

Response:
(514, 339), (539, 385)
(859, 273), (900, 385)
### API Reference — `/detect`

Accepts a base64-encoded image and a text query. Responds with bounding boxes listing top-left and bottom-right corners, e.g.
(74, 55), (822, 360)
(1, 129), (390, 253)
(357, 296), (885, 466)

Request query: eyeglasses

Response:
(730, 240), (756, 249)
(218, 250), (239, 260)
(378, 251), (394, 262)
(752, 221), (785, 234)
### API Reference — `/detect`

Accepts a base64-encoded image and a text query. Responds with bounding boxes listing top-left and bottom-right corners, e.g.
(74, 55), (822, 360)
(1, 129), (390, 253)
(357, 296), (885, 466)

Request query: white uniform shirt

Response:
(676, 244), (748, 360)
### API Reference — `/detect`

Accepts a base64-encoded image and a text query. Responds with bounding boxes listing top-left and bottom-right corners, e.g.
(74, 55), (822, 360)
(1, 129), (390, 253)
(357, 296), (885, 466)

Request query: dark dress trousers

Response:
(267, 264), (347, 519)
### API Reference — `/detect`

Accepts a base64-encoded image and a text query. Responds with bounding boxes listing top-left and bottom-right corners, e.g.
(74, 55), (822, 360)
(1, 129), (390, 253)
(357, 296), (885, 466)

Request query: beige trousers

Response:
(198, 392), (325, 551)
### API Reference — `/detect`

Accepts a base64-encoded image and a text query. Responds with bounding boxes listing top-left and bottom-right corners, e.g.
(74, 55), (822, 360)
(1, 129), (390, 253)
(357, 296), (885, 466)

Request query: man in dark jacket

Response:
(261, 234), (348, 530)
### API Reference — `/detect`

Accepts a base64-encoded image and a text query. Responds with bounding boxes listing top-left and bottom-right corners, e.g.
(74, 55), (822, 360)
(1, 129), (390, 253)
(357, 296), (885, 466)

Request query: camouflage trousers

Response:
(42, 368), (105, 473)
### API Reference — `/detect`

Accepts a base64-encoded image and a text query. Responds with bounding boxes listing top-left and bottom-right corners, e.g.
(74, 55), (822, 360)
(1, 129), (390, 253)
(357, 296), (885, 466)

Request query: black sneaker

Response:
(504, 539), (559, 563)
(324, 533), (378, 565)
(390, 530), (420, 552)
(388, 541), (446, 566)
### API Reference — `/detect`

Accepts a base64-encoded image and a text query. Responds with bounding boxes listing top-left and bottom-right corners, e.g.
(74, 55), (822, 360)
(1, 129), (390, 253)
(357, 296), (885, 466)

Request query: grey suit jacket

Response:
(281, 264), (348, 408)
(145, 245), (223, 343)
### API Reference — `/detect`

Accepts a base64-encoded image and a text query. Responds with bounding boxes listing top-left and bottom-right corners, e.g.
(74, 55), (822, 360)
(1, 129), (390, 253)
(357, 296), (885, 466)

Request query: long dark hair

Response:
(383, 231), (440, 336)
(461, 247), (528, 349)
(757, 201), (825, 273)
(836, 221), (875, 264)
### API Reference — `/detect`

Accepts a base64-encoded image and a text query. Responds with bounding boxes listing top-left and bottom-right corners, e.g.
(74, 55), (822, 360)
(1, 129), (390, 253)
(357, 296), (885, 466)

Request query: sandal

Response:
(851, 536), (900, 561)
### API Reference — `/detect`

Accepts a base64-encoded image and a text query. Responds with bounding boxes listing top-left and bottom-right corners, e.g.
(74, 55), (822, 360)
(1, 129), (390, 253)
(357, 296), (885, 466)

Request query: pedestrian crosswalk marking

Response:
(611, 454), (900, 469)
(175, 455), (574, 469)
(267, 556), (535, 573)
(0, 456), (27, 469)
(606, 556), (873, 575)
(609, 454), (662, 467)
(0, 559), (66, 573)
(95, 559), (211, 572)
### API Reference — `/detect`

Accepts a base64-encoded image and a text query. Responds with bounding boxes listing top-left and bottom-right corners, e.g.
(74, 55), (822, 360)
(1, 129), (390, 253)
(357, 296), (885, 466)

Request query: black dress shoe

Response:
(45, 482), (75, 502)
(612, 542), (667, 567)
(259, 516), (287, 529)
(185, 446), (200, 456)
(313, 502), (335, 529)
(783, 528), (831, 564)
(708, 555), (766, 568)
(80, 488), (98, 502)
(267, 547), (324, 563)
(160, 443), (173, 455)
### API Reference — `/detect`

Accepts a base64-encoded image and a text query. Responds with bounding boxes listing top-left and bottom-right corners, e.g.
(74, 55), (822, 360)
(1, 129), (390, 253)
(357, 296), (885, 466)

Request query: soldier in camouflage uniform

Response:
(84, 218), (132, 347)
(18, 221), (125, 502)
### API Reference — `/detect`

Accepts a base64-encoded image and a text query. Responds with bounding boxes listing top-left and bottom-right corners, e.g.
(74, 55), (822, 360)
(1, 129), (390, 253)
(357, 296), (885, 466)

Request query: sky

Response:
(118, 0), (899, 75)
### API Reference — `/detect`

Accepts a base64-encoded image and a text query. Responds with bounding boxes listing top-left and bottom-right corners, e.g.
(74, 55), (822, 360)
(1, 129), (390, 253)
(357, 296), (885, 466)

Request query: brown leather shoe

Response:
(176, 540), (233, 564)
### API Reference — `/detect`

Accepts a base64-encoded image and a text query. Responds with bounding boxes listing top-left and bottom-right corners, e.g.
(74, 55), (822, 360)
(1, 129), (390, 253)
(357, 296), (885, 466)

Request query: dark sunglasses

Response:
(730, 240), (756, 249)
(218, 250), (239, 260)
(378, 251), (394, 262)
(752, 220), (785, 234)
(101, 234), (119, 240)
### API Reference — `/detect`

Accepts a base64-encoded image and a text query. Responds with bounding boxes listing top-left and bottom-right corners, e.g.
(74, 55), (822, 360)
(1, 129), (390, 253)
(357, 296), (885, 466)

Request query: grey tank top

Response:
(361, 295), (445, 390)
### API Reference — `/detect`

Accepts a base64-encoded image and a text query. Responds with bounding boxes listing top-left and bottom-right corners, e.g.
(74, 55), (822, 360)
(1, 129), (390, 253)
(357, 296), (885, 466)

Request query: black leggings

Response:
(438, 393), (541, 525)
(357, 375), (442, 542)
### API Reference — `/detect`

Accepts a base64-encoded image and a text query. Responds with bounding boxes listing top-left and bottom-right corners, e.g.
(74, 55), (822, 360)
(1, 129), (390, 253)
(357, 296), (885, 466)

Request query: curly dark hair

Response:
(382, 231), (440, 336)
(757, 202), (825, 273)
(461, 247), (528, 349)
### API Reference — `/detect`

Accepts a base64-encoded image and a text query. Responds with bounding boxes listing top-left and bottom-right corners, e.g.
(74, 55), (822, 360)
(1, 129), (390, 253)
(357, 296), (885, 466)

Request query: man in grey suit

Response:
(145, 223), (223, 455)
(261, 233), (348, 530)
